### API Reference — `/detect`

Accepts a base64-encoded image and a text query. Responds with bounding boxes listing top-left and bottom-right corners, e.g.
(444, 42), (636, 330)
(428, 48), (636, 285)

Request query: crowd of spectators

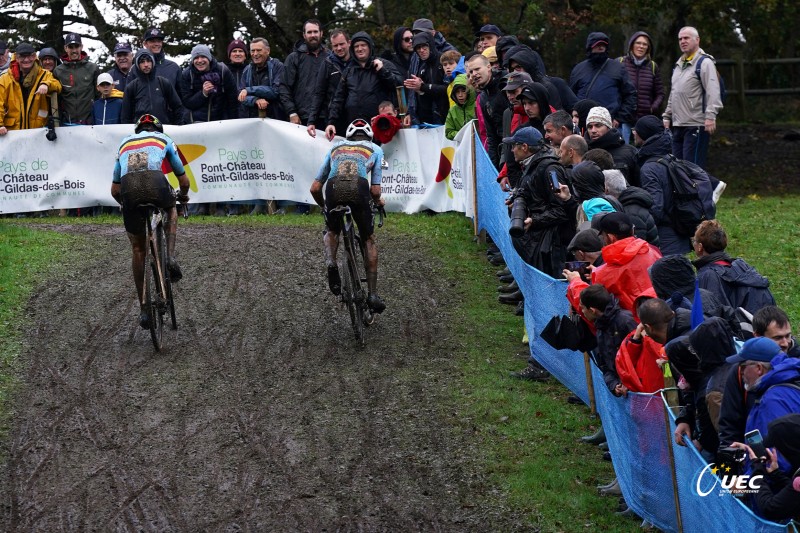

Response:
(0, 16), (796, 524)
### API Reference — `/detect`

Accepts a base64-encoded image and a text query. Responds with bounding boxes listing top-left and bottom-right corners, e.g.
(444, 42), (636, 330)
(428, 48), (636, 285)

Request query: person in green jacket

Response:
(444, 73), (476, 140)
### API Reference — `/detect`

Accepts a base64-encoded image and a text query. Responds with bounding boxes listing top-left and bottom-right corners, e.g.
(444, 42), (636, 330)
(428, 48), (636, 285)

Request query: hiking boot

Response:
(581, 426), (606, 445)
(515, 301), (524, 316)
(599, 478), (622, 496)
(498, 290), (523, 305)
(488, 253), (506, 266)
(598, 441), (609, 451)
(496, 267), (511, 277)
(167, 257), (183, 282)
(139, 308), (151, 329)
(367, 293), (386, 314)
(498, 280), (518, 293)
(509, 362), (550, 381)
(498, 273), (514, 283)
(327, 264), (341, 295)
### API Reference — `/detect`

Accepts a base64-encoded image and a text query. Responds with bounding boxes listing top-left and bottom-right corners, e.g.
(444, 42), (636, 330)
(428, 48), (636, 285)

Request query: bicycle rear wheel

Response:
(345, 233), (365, 345)
(145, 240), (164, 351)
(157, 224), (177, 330)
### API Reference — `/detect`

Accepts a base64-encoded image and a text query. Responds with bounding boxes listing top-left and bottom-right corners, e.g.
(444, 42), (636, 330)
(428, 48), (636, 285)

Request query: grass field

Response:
(1, 194), (797, 530)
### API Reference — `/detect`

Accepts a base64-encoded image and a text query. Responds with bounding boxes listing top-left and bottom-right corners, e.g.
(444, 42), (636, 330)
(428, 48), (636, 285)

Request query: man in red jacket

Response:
(593, 212), (662, 318)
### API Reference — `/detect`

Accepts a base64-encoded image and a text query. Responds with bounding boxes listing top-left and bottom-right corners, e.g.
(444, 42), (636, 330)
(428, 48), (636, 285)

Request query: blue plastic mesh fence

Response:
(474, 137), (590, 404)
(473, 134), (793, 532)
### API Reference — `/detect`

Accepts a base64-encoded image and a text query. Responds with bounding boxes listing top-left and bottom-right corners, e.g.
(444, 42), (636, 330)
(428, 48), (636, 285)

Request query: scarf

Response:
(20, 62), (41, 89)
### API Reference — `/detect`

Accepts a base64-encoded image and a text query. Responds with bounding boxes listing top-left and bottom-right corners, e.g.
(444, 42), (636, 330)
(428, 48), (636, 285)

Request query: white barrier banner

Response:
(0, 118), (475, 215)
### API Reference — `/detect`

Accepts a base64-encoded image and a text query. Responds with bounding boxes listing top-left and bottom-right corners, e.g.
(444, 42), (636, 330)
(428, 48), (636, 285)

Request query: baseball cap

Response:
(113, 42), (133, 54)
(97, 72), (114, 85)
(725, 337), (783, 365)
(502, 71), (532, 91)
(65, 33), (82, 46)
(568, 229), (603, 253)
(476, 24), (502, 37)
(502, 126), (542, 147)
(143, 27), (166, 41)
(412, 18), (434, 33)
(596, 211), (633, 237)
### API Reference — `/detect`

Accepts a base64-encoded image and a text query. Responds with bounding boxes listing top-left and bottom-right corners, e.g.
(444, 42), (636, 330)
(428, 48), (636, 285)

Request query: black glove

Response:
(177, 192), (189, 204)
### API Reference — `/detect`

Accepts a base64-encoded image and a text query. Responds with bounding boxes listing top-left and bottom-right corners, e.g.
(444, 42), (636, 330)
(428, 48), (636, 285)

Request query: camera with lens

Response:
(508, 188), (527, 238)
(716, 446), (746, 475)
(45, 116), (57, 141)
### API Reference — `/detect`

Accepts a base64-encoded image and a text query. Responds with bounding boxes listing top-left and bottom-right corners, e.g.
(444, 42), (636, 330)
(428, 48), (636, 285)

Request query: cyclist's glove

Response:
(177, 192), (190, 204)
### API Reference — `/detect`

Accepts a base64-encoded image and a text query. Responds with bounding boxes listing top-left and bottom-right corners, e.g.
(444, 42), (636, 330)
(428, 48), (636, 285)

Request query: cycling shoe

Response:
(327, 264), (341, 295)
(139, 309), (151, 329)
(168, 257), (183, 282)
(367, 293), (386, 314)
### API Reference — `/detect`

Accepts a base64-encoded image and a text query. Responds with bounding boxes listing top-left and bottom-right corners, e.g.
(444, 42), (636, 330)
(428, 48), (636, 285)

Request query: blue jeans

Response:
(671, 126), (710, 169)
(620, 123), (632, 145)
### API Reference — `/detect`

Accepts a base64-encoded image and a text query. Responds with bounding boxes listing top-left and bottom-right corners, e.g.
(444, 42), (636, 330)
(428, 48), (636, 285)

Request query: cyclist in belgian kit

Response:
(111, 114), (190, 328)
(310, 119), (386, 313)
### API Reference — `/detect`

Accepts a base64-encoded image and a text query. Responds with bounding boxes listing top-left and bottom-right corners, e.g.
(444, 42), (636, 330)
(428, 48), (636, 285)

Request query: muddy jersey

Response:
(112, 130), (185, 183)
(315, 139), (383, 186)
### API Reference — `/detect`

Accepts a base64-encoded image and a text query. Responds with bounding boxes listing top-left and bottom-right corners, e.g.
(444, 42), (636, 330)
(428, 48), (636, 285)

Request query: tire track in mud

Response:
(1, 223), (527, 532)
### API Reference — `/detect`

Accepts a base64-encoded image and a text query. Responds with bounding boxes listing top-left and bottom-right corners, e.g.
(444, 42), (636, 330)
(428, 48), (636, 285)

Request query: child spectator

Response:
(444, 74), (476, 140)
(92, 72), (123, 125)
(439, 49), (463, 106)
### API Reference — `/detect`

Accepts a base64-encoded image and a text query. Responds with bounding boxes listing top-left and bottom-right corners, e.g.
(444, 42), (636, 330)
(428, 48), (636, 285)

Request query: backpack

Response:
(656, 154), (716, 236)
(695, 55), (727, 112)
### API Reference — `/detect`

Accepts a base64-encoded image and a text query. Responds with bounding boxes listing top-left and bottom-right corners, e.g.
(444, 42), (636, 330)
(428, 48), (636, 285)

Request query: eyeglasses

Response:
(739, 361), (760, 369)
(403, 37), (413, 42)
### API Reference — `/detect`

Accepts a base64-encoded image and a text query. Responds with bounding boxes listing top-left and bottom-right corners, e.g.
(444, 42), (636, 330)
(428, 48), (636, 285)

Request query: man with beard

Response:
(381, 27), (413, 78)
(570, 32), (636, 136)
(585, 106), (639, 186)
(307, 29), (352, 137)
(280, 19), (329, 126)
(324, 32), (403, 140)
(121, 49), (185, 125)
(53, 33), (100, 124)
(136, 27), (181, 89)
(110, 42), (133, 92)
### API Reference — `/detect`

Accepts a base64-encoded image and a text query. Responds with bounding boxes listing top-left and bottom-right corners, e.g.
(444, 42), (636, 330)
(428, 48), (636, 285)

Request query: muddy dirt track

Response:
(0, 223), (527, 532)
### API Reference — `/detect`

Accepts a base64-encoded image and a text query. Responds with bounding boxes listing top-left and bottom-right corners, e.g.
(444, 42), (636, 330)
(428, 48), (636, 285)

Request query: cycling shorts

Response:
(324, 176), (374, 238)
(120, 170), (176, 235)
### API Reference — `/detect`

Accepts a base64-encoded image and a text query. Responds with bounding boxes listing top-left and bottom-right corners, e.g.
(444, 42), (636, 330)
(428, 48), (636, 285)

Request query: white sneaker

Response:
(712, 180), (727, 204)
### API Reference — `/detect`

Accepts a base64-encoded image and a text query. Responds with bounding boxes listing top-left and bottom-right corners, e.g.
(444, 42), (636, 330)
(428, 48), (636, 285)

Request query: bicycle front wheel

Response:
(145, 245), (164, 351)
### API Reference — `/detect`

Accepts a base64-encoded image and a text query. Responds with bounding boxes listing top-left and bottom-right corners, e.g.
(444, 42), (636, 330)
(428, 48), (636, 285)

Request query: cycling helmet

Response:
(345, 119), (373, 141)
(135, 113), (164, 134)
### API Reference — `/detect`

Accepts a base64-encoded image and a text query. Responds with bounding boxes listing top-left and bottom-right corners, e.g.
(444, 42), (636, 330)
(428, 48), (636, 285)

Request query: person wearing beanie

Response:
(226, 39), (248, 96)
(180, 44), (238, 123)
(633, 113), (690, 255)
(121, 48), (185, 125)
(569, 31), (637, 143)
(137, 25), (181, 89)
(585, 105), (640, 186)
(0, 42), (61, 134)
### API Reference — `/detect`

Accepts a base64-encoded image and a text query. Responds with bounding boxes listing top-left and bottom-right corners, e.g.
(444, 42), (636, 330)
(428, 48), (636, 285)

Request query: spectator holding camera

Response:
(732, 413), (800, 521)
(180, 45), (238, 123)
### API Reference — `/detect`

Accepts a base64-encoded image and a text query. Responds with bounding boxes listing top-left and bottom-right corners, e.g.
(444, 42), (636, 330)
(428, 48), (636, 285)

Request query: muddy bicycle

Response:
(139, 197), (186, 351)
(329, 203), (385, 345)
